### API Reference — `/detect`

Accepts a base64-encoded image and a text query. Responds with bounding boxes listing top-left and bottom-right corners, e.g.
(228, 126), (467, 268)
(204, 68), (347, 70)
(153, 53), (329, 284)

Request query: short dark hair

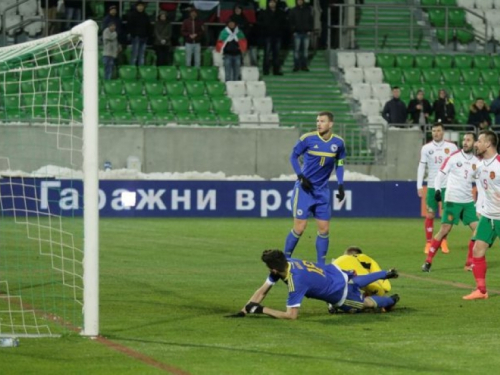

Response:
(318, 111), (334, 122)
(464, 132), (477, 141)
(344, 246), (363, 255)
(432, 122), (444, 130)
(261, 249), (288, 272)
(480, 130), (498, 147)
(392, 86), (400, 90)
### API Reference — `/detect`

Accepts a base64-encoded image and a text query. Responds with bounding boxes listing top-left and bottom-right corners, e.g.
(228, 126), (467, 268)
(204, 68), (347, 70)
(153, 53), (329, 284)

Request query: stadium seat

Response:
(461, 70), (481, 85)
(252, 97), (273, 114)
(212, 50), (223, 67)
(492, 55), (500, 69)
(351, 83), (371, 101)
(454, 55), (473, 69)
(363, 67), (383, 84)
(150, 97), (170, 114)
(118, 65), (137, 81)
(144, 82), (164, 97)
(421, 69), (442, 84)
(414, 55), (434, 69)
(471, 86), (492, 100)
(108, 96), (128, 112)
(205, 81), (226, 97)
(174, 49), (186, 66)
(239, 114), (260, 126)
(199, 67), (219, 81)
(456, 30), (474, 44)
(337, 52), (356, 70)
(434, 55), (454, 69)
(367, 115), (388, 125)
(361, 99), (381, 117)
(202, 48), (213, 67)
(18, 0), (38, 17)
(36, 67), (52, 79)
(176, 113), (198, 124)
(395, 55), (414, 68)
(258, 114), (280, 127)
(218, 113), (239, 125)
(165, 81), (185, 96)
(231, 97), (252, 114)
(1, 81), (20, 95)
(123, 81), (143, 96)
(344, 67), (364, 85)
(57, 65), (77, 78)
(135, 112), (156, 125)
(129, 96), (149, 113)
(451, 85), (471, 102)
(420, 0), (438, 9)
(40, 79), (61, 92)
(226, 81), (246, 98)
(179, 66), (198, 81)
(383, 68), (403, 86)
(371, 83), (391, 101)
(21, 81), (37, 94)
(170, 97), (191, 113)
(158, 66), (178, 81)
(356, 52), (375, 68)
(436, 30), (453, 45)
(103, 80), (123, 96)
(185, 81), (206, 97)
(198, 113), (219, 125)
(440, 0), (456, 5)
(475, 0), (494, 10)
(481, 70), (499, 85)
(218, 66), (226, 82)
(241, 67), (259, 81)
(191, 98), (212, 115)
(246, 81), (266, 98)
(449, 9), (466, 27)
(403, 69), (422, 85)
(113, 113), (135, 124)
(211, 97), (233, 115)
(138, 66), (158, 82)
(398, 86), (413, 102)
(473, 55), (491, 70)
(441, 69), (462, 85)
(428, 9), (446, 27)
(376, 53), (395, 69)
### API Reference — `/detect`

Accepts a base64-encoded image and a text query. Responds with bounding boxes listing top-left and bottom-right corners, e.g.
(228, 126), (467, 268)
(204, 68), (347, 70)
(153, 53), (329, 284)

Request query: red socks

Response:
(472, 256), (487, 293)
(466, 240), (474, 266)
(426, 238), (442, 263)
(425, 218), (434, 242)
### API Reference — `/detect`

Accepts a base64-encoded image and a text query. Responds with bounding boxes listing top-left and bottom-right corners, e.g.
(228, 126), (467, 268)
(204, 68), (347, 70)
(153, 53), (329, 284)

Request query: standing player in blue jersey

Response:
(226, 250), (399, 320)
(285, 111), (346, 264)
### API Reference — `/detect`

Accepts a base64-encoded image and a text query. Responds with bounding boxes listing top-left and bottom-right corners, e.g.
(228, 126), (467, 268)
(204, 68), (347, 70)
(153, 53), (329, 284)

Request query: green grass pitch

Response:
(2, 218), (500, 374)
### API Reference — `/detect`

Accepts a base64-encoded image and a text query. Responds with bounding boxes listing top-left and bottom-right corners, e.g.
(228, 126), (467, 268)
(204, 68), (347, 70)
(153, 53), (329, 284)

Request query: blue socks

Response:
(316, 232), (329, 264)
(284, 229), (301, 258)
(352, 271), (387, 288)
(368, 295), (395, 309)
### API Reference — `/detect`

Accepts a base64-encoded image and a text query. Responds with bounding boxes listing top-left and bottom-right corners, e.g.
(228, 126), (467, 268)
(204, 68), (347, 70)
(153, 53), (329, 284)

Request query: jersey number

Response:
(434, 156), (443, 164)
(483, 178), (488, 190)
(302, 261), (325, 277)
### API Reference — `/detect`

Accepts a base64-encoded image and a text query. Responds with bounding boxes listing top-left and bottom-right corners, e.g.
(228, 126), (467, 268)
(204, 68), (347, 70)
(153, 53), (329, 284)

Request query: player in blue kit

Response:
(285, 111), (346, 264)
(226, 250), (400, 320)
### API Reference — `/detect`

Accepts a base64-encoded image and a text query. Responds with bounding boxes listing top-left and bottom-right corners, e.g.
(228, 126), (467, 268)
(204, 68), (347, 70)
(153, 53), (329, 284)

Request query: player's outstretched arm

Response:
(237, 281), (273, 313)
(245, 303), (299, 320)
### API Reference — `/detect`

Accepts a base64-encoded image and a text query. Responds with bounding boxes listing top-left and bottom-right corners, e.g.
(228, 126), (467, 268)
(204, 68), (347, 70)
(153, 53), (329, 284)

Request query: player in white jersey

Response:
(417, 123), (459, 254)
(421, 133), (479, 272)
(463, 131), (500, 300)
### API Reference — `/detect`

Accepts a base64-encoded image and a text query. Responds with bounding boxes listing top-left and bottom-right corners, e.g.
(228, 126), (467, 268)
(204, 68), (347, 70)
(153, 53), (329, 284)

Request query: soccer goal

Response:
(0, 20), (99, 337)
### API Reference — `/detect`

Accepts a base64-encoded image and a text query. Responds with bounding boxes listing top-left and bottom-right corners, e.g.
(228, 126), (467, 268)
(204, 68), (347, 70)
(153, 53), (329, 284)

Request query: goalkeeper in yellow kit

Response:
(333, 246), (391, 296)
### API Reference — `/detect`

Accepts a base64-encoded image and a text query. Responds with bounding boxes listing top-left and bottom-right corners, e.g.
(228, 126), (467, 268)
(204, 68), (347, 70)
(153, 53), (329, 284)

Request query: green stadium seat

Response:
(436, 29), (453, 45)
(118, 65), (137, 81)
(199, 67), (219, 81)
(36, 67), (52, 79)
(158, 66), (178, 81)
(456, 30), (474, 45)
(454, 55), (473, 69)
(395, 54), (414, 68)
(473, 55), (491, 70)
(398, 85), (413, 102)
(179, 66), (198, 81)
(144, 82), (164, 97)
(428, 9), (445, 27)
(176, 113), (198, 124)
(420, 0), (438, 9)
(20, 82), (37, 93)
(69, 95), (83, 110)
(492, 55), (500, 69)
(428, 85), (442, 100)
(150, 97), (170, 114)
(471, 86), (492, 100)
(135, 112), (156, 124)
(98, 98), (108, 111)
(99, 66), (106, 80)
(451, 85), (471, 102)
(174, 49), (186, 66)
(52, 50), (74, 64)
(45, 93), (61, 106)
(191, 98), (212, 115)
(198, 113), (219, 125)
(170, 97), (191, 113)
(417, 84), (435, 101)
(1, 81), (20, 95)
(113, 112), (135, 124)
(441, 69), (461, 85)
(3, 95), (22, 109)
(123, 81), (144, 96)
(403, 69), (422, 85)
(218, 113), (239, 125)
(99, 112), (114, 124)
(40, 79), (61, 92)
(440, 0), (456, 5)
(376, 53), (395, 69)
(211, 97), (233, 115)
(185, 81), (205, 97)
(3, 108), (24, 121)
(129, 96), (149, 113)
(202, 48), (213, 67)
(57, 65), (77, 78)
(138, 66), (158, 81)
(108, 96), (128, 112)
(434, 55), (453, 69)
(414, 55), (434, 69)
(205, 81), (226, 97)
(103, 80), (123, 95)
(165, 81), (185, 96)
(27, 107), (47, 121)
(461, 70), (480, 85)
(155, 113), (177, 123)
(145, 49), (156, 66)
(449, 9), (465, 27)
(489, 85), (499, 99)
(383, 68), (403, 85)
(421, 69), (441, 84)
(62, 81), (82, 94)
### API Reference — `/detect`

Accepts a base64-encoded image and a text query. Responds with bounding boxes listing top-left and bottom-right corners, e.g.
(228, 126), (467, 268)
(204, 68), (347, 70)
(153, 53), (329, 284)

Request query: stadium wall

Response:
(0, 126), (422, 180)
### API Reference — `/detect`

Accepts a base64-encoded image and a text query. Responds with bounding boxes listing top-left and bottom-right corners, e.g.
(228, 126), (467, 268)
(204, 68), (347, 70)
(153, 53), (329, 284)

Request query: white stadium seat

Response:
(356, 52), (376, 68)
(24, 20), (44, 37)
(226, 81), (246, 98)
(241, 67), (259, 81)
(0, 0), (18, 15)
(351, 83), (372, 101)
(466, 11), (484, 26)
(494, 0), (500, 8)
(344, 67), (364, 85)
(371, 83), (392, 101)
(252, 97), (273, 114)
(493, 27), (500, 42)
(19, 0), (38, 17)
(246, 81), (266, 98)
(475, 0), (494, 10)
(337, 52), (356, 70)
(361, 99), (381, 117)
(218, 66), (225, 82)
(485, 10), (500, 25)
(5, 15), (22, 36)
(212, 50), (223, 67)
(259, 114), (280, 127)
(367, 115), (388, 125)
(231, 97), (253, 114)
(239, 114), (259, 126)
(456, 0), (475, 7)
(363, 67), (383, 84)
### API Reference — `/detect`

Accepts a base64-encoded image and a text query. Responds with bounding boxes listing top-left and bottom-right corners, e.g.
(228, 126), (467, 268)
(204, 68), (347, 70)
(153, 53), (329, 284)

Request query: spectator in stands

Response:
(289, 0), (313, 72)
(382, 87), (408, 126)
(102, 23), (119, 80)
(490, 90), (500, 125)
(408, 90), (432, 127)
(41, 0), (58, 35)
(102, 6), (125, 45)
(154, 12), (172, 66)
(468, 98), (492, 130)
(181, 8), (205, 67)
(65, 0), (84, 31)
(432, 89), (455, 124)
(127, 1), (152, 66)
(216, 19), (248, 81)
(230, 5), (251, 65)
(258, 0), (287, 76)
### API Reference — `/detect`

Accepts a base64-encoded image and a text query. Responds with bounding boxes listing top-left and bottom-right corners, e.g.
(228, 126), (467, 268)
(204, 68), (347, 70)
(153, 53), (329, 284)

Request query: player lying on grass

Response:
(226, 250), (400, 320)
(333, 246), (391, 296)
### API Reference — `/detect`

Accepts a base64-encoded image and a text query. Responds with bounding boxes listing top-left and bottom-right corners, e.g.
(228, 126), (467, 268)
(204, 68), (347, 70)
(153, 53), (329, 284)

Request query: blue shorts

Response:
(337, 282), (365, 313)
(291, 181), (331, 221)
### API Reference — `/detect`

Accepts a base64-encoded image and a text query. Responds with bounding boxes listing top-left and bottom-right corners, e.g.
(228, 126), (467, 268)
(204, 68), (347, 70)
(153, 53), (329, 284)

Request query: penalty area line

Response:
(400, 272), (500, 295)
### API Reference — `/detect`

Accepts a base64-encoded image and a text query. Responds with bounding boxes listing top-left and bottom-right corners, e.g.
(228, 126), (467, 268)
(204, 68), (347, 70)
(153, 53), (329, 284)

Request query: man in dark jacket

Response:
(127, 1), (151, 66)
(468, 98), (491, 130)
(289, 0), (313, 72)
(258, 0), (287, 75)
(65, 0), (84, 31)
(102, 5), (126, 45)
(432, 89), (455, 124)
(154, 12), (172, 66)
(408, 89), (432, 126)
(181, 8), (204, 67)
(382, 87), (408, 126)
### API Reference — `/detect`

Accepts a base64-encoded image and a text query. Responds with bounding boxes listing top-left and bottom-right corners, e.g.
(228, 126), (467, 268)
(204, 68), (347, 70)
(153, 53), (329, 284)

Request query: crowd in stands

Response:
(382, 86), (500, 130)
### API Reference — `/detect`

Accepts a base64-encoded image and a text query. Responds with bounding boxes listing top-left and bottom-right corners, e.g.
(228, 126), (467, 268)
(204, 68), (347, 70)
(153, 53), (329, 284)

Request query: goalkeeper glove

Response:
(224, 311), (246, 318)
(298, 174), (313, 193)
(336, 184), (345, 201)
(245, 302), (264, 314)
(435, 190), (442, 202)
